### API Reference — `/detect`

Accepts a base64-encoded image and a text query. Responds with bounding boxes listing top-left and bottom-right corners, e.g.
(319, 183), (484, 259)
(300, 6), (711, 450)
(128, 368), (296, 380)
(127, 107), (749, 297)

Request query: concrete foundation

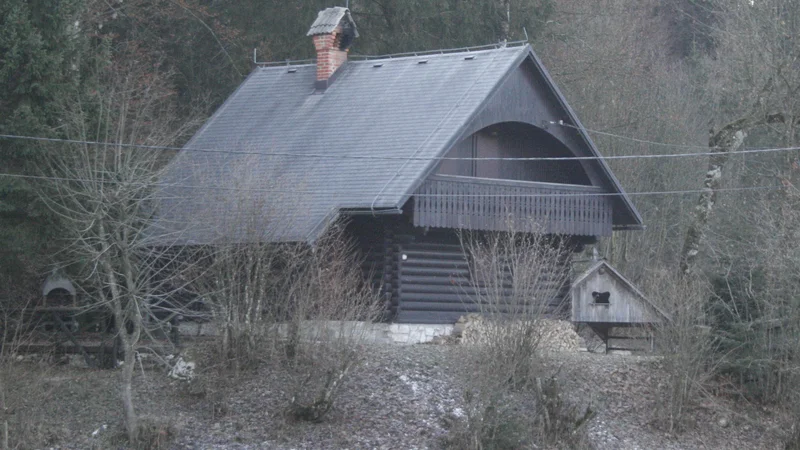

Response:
(178, 321), (454, 345)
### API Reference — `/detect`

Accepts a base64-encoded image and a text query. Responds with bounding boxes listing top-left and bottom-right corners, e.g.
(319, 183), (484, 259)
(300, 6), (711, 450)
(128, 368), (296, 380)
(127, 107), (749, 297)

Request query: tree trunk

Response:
(679, 123), (748, 274)
(500, 0), (511, 43)
(1, 382), (7, 450)
(99, 222), (140, 443)
(120, 330), (138, 443)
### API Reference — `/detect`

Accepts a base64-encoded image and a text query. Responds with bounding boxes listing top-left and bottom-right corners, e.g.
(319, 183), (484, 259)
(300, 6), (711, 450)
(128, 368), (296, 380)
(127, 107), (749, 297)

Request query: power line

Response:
(549, 120), (714, 150)
(0, 171), (784, 198)
(3, 132), (800, 162)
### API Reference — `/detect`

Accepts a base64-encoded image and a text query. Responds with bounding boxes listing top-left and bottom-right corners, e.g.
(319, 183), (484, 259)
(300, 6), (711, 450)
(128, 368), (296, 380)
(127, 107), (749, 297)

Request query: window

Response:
(592, 291), (610, 304)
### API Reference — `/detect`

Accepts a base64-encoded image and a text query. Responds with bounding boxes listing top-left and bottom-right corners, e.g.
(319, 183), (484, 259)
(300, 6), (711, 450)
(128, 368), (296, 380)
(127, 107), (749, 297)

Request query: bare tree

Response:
(499, 0), (511, 43)
(536, 0), (709, 277)
(680, 0), (800, 274)
(40, 59), (200, 443)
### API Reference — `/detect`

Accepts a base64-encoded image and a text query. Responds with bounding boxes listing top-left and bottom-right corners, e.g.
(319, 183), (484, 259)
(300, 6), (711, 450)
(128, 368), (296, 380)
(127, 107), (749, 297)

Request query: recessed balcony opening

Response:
(436, 122), (591, 186)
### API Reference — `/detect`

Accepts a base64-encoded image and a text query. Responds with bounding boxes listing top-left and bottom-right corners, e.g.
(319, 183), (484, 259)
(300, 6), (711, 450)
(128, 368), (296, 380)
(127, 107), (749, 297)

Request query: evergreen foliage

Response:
(0, 0), (93, 290)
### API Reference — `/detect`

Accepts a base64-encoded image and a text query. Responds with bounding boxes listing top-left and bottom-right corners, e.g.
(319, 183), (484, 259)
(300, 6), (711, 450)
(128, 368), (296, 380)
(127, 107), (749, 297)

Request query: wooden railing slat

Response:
(412, 175), (612, 236)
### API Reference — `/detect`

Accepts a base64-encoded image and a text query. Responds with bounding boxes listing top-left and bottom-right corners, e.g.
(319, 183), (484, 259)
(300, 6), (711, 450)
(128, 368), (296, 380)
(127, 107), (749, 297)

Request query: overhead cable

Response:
(0, 171), (784, 198)
(2, 133), (800, 162)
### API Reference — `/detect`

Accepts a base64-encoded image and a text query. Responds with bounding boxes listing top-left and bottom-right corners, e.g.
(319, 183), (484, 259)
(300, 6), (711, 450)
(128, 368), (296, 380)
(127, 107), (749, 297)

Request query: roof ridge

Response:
(351, 40), (528, 60)
(254, 41), (528, 67)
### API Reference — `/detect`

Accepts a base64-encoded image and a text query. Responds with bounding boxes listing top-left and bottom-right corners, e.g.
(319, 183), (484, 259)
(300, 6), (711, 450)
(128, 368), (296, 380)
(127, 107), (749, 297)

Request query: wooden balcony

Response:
(412, 175), (612, 236)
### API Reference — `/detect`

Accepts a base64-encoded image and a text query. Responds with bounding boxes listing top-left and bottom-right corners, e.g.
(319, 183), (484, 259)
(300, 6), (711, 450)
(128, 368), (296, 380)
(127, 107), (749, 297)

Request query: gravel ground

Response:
(6, 329), (791, 449)
(174, 344), (468, 450)
(549, 352), (786, 450)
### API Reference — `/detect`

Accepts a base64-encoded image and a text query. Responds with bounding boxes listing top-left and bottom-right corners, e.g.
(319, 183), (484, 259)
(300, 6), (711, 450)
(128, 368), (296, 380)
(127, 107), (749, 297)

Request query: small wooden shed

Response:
(571, 260), (669, 351)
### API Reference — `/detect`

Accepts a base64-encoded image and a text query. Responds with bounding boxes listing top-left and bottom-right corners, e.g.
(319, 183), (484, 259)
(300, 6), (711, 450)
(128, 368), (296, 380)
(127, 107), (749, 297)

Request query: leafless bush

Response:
(128, 416), (178, 450)
(459, 227), (571, 388)
(646, 269), (720, 433)
(0, 295), (61, 450)
(282, 225), (383, 422)
(447, 227), (591, 448)
(192, 219), (382, 422)
(102, 416), (177, 450)
(192, 240), (285, 372)
(180, 151), (304, 373)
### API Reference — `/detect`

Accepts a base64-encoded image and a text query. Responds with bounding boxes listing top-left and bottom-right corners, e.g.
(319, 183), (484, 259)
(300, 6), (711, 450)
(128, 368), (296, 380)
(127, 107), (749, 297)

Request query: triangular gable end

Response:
(572, 261), (671, 323)
(406, 45), (643, 231)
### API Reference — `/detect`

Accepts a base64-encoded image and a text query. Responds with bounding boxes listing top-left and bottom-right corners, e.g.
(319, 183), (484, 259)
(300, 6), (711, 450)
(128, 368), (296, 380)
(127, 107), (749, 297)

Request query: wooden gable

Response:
(439, 58), (605, 187)
(571, 261), (669, 324)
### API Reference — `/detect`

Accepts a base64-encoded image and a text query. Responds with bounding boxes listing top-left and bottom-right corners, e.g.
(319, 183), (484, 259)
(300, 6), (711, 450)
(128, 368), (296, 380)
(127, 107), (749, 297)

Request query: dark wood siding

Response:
(436, 134), (476, 177)
(395, 236), (468, 324)
(393, 231), (571, 324)
(347, 217), (399, 318)
(454, 59), (605, 188)
(350, 205), (585, 323)
(347, 219), (572, 324)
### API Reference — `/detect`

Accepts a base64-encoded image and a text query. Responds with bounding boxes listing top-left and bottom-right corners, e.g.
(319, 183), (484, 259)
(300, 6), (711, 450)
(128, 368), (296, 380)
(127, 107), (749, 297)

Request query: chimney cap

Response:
(307, 7), (359, 39)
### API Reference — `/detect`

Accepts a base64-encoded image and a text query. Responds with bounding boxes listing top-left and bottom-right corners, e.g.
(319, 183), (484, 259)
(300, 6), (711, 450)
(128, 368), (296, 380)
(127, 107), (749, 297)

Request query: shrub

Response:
(282, 226), (383, 422)
(445, 227), (592, 448)
(647, 269), (721, 433)
(194, 221), (382, 422)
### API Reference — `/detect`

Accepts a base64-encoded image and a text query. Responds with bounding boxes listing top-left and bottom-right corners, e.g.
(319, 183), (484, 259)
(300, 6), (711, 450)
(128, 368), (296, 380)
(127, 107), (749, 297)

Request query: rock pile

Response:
(455, 314), (583, 352)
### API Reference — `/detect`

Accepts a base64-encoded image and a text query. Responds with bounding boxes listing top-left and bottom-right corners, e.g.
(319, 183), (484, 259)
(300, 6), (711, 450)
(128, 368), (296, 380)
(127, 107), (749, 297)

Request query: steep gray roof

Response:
(156, 44), (641, 244)
(307, 7), (358, 37)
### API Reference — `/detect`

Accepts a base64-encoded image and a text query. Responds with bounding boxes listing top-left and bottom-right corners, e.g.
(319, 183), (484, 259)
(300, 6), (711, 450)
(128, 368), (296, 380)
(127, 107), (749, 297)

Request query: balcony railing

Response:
(412, 175), (612, 236)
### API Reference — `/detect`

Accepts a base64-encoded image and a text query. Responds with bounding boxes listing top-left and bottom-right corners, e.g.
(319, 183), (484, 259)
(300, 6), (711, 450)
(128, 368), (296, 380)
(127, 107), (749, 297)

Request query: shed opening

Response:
(46, 288), (74, 307)
(592, 291), (610, 304)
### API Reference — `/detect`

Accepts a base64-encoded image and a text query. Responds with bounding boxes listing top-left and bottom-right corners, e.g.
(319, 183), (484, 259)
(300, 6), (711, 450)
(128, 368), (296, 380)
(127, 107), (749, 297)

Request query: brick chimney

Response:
(307, 7), (358, 90)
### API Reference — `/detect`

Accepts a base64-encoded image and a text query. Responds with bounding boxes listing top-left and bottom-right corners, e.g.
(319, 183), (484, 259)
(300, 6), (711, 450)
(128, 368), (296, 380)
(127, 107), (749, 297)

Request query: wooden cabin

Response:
(156, 7), (644, 324)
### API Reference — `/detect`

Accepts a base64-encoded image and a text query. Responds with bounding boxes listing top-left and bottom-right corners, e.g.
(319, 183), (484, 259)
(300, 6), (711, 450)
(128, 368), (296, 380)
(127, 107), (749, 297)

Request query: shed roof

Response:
(155, 44), (642, 244)
(306, 7), (358, 37)
(42, 272), (76, 297)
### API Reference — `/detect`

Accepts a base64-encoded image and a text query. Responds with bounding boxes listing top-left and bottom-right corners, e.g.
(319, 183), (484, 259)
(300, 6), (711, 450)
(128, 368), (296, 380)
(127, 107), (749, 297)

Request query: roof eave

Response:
(613, 224), (646, 231)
